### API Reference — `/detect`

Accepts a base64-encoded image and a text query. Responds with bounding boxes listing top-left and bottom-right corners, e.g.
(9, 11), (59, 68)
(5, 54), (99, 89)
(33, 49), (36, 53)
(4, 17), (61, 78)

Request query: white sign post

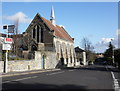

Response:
(2, 44), (12, 50)
(3, 25), (14, 73)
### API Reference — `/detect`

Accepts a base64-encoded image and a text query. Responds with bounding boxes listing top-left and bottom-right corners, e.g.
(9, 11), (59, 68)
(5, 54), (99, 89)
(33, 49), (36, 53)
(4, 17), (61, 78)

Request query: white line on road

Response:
(68, 70), (74, 72)
(111, 71), (120, 91)
(3, 76), (38, 83)
(46, 71), (64, 75)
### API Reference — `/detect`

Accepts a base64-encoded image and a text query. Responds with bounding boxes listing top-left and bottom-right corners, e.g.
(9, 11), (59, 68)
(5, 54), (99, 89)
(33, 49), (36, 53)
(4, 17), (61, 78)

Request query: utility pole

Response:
(111, 39), (115, 65)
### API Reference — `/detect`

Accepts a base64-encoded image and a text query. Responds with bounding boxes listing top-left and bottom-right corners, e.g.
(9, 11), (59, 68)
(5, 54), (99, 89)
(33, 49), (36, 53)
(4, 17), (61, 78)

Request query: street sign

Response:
(4, 38), (13, 44)
(2, 43), (12, 50)
(8, 25), (15, 33)
(3, 25), (7, 29)
(3, 25), (15, 33)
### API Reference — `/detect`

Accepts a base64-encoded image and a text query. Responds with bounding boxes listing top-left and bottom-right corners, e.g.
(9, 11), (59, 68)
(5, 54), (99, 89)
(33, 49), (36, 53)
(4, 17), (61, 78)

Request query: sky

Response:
(1, 1), (119, 53)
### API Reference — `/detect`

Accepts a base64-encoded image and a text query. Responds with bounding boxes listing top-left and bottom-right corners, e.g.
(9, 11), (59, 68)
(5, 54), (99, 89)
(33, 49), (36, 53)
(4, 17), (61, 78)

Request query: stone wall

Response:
(44, 51), (57, 69)
(0, 50), (59, 73)
(35, 51), (57, 69)
(0, 59), (42, 73)
(7, 60), (33, 72)
(0, 61), (4, 73)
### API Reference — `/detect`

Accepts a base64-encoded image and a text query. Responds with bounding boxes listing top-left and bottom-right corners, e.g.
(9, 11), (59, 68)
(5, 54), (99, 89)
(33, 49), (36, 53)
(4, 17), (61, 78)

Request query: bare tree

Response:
(81, 37), (94, 52)
(12, 18), (20, 56)
(81, 37), (95, 62)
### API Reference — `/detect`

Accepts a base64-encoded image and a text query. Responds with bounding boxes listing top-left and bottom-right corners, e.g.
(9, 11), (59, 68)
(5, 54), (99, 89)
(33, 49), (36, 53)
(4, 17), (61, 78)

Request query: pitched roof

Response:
(75, 47), (84, 52)
(41, 17), (74, 42)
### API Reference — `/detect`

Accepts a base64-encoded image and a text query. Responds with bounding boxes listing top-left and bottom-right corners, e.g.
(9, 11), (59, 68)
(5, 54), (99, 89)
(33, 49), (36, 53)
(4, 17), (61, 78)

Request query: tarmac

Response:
(0, 69), (61, 78)
(0, 65), (83, 78)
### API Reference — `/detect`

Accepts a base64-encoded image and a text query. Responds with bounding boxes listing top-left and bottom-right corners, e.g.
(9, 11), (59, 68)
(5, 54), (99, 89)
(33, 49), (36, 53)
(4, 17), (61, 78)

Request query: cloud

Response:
(100, 38), (114, 44)
(94, 37), (118, 53)
(3, 12), (32, 24)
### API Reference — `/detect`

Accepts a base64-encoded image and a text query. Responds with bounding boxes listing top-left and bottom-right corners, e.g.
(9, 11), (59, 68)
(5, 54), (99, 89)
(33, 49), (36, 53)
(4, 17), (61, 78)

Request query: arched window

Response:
(37, 25), (39, 42)
(32, 25), (44, 43)
(41, 27), (44, 43)
(33, 27), (36, 39)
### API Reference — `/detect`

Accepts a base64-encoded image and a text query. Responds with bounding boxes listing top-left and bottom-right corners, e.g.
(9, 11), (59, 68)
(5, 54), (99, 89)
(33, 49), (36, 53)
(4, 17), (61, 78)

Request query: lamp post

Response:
(111, 39), (115, 66)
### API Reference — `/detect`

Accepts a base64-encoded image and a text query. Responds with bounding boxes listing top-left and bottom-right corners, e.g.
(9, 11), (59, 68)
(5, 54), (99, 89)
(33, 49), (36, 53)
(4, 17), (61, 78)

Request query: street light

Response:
(111, 39), (115, 65)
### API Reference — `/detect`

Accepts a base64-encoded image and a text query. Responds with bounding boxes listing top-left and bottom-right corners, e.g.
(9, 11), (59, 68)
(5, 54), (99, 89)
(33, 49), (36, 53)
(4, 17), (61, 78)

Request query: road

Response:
(1, 65), (120, 91)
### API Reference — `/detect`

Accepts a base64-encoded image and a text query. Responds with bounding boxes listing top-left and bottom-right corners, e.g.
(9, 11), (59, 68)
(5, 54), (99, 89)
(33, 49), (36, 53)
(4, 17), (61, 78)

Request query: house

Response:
(75, 46), (87, 65)
(21, 7), (76, 69)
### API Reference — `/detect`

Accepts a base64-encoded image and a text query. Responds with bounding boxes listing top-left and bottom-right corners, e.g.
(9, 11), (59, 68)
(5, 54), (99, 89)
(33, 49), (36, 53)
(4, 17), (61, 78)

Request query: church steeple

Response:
(50, 6), (56, 26)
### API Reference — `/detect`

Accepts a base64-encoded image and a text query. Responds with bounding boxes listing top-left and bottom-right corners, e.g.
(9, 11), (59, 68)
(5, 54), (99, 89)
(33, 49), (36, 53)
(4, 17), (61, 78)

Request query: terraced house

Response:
(21, 7), (76, 69)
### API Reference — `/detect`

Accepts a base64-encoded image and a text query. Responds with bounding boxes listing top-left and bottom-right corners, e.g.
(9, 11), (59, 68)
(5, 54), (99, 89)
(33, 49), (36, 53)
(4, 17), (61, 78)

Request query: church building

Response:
(22, 7), (77, 69)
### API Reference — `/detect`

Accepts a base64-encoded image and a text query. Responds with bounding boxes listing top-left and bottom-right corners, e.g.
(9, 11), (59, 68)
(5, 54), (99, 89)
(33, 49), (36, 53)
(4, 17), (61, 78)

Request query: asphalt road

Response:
(1, 65), (120, 91)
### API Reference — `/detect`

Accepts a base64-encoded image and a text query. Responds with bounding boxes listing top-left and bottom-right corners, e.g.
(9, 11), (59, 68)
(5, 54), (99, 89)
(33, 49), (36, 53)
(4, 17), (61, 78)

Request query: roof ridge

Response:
(40, 15), (73, 42)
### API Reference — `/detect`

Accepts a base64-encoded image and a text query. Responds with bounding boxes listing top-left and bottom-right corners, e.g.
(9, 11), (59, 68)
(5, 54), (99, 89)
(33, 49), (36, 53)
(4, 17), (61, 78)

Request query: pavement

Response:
(0, 68), (61, 78)
(0, 65), (84, 78)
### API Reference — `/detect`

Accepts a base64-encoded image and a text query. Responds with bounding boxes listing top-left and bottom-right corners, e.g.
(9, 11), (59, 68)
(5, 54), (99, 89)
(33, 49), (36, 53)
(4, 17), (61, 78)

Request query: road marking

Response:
(3, 76), (38, 83)
(46, 71), (64, 75)
(111, 71), (120, 91)
(68, 70), (74, 72)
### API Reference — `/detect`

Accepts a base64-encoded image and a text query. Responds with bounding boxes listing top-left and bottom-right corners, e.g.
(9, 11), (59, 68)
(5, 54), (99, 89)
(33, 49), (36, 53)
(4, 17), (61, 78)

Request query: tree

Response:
(12, 18), (20, 56)
(81, 37), (94, 52)
(114, 49), (120, 68)
(81, 37), (95, 62)
(104, 42), (114, 65)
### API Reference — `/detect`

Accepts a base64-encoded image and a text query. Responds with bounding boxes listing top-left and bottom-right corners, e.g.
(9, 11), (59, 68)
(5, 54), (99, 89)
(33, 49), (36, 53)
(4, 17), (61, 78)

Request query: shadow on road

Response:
(60, 65), (120, 73)
(2, 81), (115, 91)
(2, 81), (87, 91)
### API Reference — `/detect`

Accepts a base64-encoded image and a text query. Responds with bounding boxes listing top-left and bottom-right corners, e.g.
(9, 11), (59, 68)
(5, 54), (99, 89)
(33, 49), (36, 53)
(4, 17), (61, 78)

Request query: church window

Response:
(33, 27), (35, 39)
(41, 27), (43, 43)
(37, 25), (39, 42)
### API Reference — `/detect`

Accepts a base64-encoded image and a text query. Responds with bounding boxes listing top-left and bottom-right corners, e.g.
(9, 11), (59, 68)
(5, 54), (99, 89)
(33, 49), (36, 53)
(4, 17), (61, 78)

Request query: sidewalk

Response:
(0, 69), (61, 78)
(0, 65), (85, 78)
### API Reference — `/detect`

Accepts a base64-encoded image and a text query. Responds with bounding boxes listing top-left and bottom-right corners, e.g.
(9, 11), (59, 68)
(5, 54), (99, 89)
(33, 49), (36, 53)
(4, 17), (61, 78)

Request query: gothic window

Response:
(37, 25), (39, 42)
(70, 49), (72, 63)
(41, 27), (44, 43)
(33, 27), (35, 39)
(32, 24), (44, 43)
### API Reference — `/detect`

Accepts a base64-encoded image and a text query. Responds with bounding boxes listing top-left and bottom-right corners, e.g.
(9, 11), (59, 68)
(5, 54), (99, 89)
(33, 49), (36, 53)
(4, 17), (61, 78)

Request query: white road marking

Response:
(3, 76), (38, 83)
(68, 70), (74, 72)
(106, 66), (120, 91)
(111, 71), (120, 91)
(46, 71), (64, 75)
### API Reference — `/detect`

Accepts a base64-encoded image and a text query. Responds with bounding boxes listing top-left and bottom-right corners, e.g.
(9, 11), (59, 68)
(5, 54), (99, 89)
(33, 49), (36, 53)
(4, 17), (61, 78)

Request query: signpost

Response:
(3, 25), (15, 73)
(2, 44), (12, 50)
(5, 38), (13, 44)
(8, 25), (15, 33)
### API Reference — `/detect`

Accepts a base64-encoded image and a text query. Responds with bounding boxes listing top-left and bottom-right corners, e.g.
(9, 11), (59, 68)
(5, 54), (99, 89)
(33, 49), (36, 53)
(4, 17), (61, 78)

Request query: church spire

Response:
(50, 6), (56, 26)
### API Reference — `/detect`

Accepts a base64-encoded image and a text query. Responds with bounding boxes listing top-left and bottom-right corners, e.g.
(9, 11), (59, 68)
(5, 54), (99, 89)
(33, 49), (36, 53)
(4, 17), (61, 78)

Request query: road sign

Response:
(3, 25), (7, 29)
(8, 25), (15, 33)
(5, 38), (13, 44)
(2, 43), (12, 50)
(3, 25), (15, 33)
